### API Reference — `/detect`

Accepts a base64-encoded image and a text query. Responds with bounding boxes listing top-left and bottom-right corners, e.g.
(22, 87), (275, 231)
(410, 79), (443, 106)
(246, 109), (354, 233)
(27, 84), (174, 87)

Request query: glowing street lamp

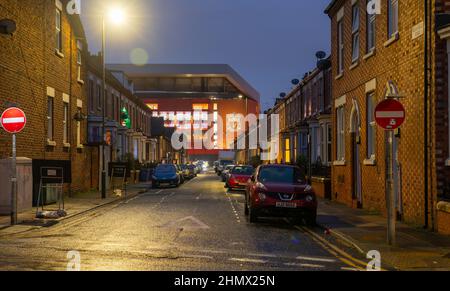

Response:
(100, 6), (126, 199)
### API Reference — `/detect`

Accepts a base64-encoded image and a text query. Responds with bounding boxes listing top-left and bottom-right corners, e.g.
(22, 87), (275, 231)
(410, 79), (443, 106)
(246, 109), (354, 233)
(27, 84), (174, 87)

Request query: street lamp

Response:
(101, 6), (126, 199)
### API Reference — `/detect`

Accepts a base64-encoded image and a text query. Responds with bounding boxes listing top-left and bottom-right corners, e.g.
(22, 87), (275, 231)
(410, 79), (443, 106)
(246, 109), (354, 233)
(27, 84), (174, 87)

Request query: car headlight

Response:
(255, 182), (267, 191)
(258, 193), (267, 201)
(305, 195), (314, 202)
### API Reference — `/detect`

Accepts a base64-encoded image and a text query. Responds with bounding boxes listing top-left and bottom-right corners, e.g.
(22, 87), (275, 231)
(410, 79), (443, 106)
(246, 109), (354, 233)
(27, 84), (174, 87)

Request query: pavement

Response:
(317, 199), (450, 271)
(0, 183), (151, 235)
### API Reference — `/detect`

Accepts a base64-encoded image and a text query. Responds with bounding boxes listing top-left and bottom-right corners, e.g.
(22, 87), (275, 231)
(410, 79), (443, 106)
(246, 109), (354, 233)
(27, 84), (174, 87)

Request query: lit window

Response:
(193, 104), (209, 111)
(285, 138), (291, 163)
(336, 106), (345, 161)
(147, 104), (159, 110)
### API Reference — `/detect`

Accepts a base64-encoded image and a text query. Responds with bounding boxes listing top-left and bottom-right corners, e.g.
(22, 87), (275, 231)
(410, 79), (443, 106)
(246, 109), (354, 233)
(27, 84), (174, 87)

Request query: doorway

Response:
(350, 100), (363, 208)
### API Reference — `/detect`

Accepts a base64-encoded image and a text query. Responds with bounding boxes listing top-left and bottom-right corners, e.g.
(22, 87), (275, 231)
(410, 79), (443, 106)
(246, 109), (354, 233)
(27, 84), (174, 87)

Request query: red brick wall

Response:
(328, 0), (432, 225)
(0, 0), (91, 193)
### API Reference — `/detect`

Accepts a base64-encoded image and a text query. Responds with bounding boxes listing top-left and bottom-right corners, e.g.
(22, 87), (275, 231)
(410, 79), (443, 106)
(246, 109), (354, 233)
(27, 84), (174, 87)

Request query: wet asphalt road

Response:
(0, 172), (359, 271)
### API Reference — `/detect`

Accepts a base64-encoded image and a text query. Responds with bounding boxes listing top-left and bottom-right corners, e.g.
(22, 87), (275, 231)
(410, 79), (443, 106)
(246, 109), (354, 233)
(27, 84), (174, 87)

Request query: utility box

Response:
(0, 158), (33, 215)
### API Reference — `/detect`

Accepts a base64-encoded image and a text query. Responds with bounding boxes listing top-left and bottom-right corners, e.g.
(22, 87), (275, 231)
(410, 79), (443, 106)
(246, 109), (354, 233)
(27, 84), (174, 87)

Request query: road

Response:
(0, 172), (364, 271)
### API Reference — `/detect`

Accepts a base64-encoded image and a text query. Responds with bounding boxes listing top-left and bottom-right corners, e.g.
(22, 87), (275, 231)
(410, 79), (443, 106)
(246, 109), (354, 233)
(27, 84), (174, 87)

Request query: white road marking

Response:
(160, 216), (210, 230)
(229, 258), (267, 264)
(155, 190), (163, 194)
(341, 267), (361, 271)
(296, 256), (337, 263)
(285, 262), (325, 268)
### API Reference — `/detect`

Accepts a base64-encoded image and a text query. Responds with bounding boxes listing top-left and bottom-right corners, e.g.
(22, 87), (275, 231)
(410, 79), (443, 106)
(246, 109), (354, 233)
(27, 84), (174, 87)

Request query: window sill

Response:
(55, 50), (64, 58)
(349, 61), (359, 70)
(333, 160), (346, 166)
(47, 140), (57, 147)
(363, 49), (376, 60)
(363, 158), (377, 166)
(384, 32), (400, 48)
(77, 145), (84, 150)
(335, 73), (344, 80)
(63, 143), (71, 148)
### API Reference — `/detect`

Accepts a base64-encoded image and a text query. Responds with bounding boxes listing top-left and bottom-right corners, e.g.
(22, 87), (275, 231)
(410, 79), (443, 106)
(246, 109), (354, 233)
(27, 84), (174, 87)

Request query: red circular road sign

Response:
(375, 99), (405, 130)
(0, 107), (27, 134)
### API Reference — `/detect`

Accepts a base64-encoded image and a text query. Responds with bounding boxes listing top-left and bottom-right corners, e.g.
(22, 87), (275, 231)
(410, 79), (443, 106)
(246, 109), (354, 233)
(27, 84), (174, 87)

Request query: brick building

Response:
(325, 0), (450, 233)
(85, 55), (153, 190)
(0, 0), (90, 198)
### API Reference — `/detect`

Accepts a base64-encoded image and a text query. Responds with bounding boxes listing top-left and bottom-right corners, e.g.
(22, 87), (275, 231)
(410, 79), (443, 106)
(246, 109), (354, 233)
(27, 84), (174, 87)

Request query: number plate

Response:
(276, 202), (297, 208)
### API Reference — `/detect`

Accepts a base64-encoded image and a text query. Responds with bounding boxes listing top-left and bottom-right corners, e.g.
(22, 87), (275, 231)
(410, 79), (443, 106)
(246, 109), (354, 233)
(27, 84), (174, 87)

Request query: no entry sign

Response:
(1, 107), (27, 134)
(375, 99), (405, 130)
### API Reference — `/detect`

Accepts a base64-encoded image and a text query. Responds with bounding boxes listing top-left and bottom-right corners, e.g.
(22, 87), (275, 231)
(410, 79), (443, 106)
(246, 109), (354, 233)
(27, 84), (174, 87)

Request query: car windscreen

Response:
(220, 160), (234, 166)
(232, 166), (254, 175)
(155, 165), (176, 174)
(258, 167), (305, 184)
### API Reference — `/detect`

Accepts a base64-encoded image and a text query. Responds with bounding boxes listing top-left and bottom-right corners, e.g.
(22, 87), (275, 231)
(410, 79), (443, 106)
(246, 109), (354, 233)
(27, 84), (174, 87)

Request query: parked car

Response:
(221, 165), (235, 182)
(213, 161), (219, 173)
(181, 164), (196, 179)
(226, 165), (254, 190)
(217, 160), (234, 176)
(245, 164), (317, 225)
(188, 164), (198, 177)
(151, 164), (181, 188)
(175, 164), (185, 184)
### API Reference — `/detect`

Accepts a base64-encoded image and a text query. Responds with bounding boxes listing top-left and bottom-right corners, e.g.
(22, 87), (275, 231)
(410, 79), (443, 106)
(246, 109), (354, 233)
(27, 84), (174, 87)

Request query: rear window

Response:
(258, 166), (305, 184)
(232, 166), (254, 175)
(155, 165), (176, 173)
(220, 160), (234, 166)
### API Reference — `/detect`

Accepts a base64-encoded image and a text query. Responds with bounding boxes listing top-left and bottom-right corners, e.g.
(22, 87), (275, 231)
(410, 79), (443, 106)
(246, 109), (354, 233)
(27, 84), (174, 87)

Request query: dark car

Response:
(217, 160), (234, 176)
(226, 165), (254, 190)
(181, 164), (196, 180)
(245, 164), (317, 225)
(221, 165), (235, 182)
(151, 164), (181, 188)
(188, 164), (198, 177)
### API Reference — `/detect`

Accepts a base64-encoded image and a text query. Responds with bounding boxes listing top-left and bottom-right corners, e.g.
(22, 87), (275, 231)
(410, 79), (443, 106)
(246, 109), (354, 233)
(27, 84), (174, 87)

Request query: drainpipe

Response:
(424, 0), (430, 229)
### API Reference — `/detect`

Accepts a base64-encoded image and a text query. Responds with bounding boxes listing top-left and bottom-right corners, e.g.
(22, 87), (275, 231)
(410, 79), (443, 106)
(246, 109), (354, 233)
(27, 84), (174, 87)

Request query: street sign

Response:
(375, 99), (405, 130)
(0, 107), (26, 133)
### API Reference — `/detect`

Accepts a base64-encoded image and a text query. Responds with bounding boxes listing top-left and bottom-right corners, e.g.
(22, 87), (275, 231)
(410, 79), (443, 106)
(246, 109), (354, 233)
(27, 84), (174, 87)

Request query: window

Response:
(285, 138), (291, 163)
(327, 124), (332, 164)
(337, 19), (344, 75)
(76, 40), (83, 83)
(96, 85), (101, 109)
(366, 92), (376, 159)
(87, 80), (94, 112)
(55, 7), (62, 52)
(47, 97), (54, 141)
(336, 106), (345, 161)
(388, 0), (399, 39)
(193, 104), (209, 111)
(351, 3), (360, 62)
(147, 104), (159, 111)
(63, 102), (69, 144)
(366, 0), (376, 52)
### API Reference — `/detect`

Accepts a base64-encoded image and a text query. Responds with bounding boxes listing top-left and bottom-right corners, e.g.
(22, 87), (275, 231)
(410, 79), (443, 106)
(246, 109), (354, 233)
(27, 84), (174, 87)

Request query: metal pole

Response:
(101, 15), (107, 199)
(11, 134), (17, 225)
(387, 130), (396, 245)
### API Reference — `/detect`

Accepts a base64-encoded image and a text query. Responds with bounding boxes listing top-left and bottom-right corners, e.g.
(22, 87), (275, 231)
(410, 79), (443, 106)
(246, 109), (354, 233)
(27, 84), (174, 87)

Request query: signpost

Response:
(0, 107), (27, 225)
(375, 99), (405, 246)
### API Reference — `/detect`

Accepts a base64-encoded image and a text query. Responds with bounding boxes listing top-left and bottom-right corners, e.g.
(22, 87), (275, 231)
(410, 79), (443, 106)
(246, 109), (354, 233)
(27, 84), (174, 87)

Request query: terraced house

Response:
(325, 0), (450, 234)
(0, 0), (90, 210)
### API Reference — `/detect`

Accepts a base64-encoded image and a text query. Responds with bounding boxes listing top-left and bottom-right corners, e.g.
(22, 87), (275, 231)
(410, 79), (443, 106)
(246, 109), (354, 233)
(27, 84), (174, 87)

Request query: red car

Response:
(226, 165), (254, 190)
(245, 164), (317, 225)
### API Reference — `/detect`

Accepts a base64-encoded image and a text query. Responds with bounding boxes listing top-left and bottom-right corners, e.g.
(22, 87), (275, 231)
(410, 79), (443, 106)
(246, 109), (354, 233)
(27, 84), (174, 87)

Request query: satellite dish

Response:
(315, 51), (327, 60)
(291, 79), (300, 85)
(280, 92), (286, 98)
(0, 19), (16, 35)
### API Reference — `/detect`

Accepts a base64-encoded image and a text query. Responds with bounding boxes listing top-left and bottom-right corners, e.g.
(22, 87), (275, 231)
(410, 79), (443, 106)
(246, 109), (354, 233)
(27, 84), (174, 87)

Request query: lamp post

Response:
(101, 7), (125, 199)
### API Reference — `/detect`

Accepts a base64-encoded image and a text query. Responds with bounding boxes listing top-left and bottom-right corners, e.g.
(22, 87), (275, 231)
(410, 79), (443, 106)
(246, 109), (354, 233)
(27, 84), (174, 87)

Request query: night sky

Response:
(81, 0), (331, 110)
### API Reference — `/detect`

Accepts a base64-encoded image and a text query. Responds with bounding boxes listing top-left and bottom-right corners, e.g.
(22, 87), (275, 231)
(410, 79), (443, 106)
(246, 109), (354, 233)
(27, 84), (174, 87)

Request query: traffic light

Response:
(120, 107), (131, 129)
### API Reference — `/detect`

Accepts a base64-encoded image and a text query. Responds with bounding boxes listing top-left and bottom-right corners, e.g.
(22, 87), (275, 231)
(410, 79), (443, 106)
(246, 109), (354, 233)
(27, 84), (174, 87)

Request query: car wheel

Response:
(248, 207), (258, 223)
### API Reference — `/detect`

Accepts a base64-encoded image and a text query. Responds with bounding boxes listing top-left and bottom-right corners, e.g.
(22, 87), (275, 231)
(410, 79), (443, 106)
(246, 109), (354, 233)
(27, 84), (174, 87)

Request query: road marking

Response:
(296, 256), (336, 263)
(160, 216), (210, 230)
(284, 262), (325, 268)
(155, 190), (163, 194)
(229, 258), (267, 264)
(341, 267), (361, 271)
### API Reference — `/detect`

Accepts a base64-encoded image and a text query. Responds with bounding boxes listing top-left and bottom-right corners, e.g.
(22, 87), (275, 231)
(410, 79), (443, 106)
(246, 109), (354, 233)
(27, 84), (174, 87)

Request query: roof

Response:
(324, 0), (339, 15)
(106, 64), (260, 102)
